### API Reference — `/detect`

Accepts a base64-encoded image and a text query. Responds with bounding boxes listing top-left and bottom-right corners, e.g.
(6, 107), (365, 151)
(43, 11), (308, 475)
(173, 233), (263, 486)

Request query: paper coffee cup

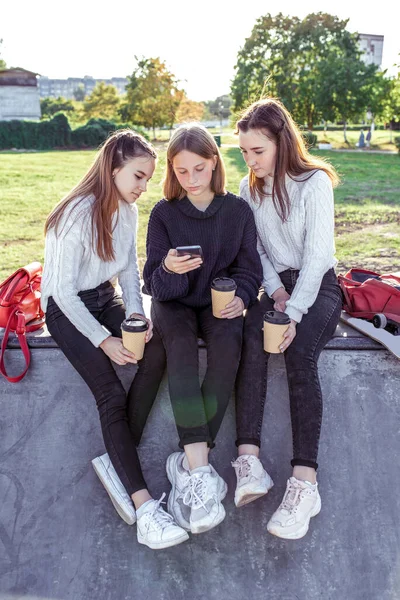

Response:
(263, 311), (291, 353)
(211, 277), (237, 318)
(121, 317), (148, 360)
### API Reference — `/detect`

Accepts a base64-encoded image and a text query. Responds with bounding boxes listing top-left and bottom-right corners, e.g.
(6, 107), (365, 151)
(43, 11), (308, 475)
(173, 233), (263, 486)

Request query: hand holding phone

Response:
(176, 245), (203, 260)
(164, 247), (203, 274)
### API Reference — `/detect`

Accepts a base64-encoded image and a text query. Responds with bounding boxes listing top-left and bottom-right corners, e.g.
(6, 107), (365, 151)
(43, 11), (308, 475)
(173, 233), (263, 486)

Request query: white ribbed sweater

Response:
(41, 195), (144, 347)
(240, 170), (337, 323)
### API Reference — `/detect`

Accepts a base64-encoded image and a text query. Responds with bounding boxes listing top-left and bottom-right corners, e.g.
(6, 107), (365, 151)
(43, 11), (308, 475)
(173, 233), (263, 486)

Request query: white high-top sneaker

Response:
(92, 453), (136, 525)
(267, 476), (321, 539)
(166, 452), (228, 531)
(183, 466), (227, 534)
(136, 493), (189, 550)
(232, 455), (274, 507)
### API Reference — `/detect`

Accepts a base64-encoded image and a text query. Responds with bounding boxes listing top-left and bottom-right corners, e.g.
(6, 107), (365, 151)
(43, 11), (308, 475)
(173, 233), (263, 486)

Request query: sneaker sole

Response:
(166, 454), (191, 532)
(267, 494), (321, 540)
(92, 457), (136, 526)
(190, 505), (226, 535)
(235, 475), (274, 508)
(137, 530), (189, 550)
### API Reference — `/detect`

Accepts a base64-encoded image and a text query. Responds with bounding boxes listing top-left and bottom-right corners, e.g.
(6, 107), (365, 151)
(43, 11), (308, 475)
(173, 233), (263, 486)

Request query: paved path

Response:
(222, 142), (397, 154)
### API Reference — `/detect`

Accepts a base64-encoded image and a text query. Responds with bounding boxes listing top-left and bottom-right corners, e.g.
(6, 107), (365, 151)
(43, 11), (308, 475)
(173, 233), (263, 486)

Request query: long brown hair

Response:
(45, 129), (157, 261)
(163, 124), (226, 200)
(236, 98), (339, 221)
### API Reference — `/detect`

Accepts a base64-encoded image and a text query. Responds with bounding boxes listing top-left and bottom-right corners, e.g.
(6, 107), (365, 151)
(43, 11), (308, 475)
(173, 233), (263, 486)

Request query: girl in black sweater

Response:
(144, 124), (262, 535)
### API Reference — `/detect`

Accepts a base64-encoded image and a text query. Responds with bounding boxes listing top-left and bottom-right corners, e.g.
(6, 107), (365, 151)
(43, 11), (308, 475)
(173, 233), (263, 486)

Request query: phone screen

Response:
(176, 245), (203, 260)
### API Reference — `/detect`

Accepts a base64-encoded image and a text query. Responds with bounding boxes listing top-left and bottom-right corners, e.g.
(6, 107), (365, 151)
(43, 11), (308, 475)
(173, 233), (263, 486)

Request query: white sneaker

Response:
(267, 476), (321, 540)
(166, 452), (227, 531)
(166, 452), (192, 531)
(183, 467), (227, 534)
(92, 453), (136, 525)
(232, 455), (274, 507)
(136, 493), (189, 550)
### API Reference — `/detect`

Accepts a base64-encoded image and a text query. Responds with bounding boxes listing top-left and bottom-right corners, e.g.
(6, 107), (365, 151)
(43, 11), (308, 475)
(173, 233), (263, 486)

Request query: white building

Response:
(38, 76), (128, 99)
(358, 34), (384, 68)
(0, 68), (41, 121)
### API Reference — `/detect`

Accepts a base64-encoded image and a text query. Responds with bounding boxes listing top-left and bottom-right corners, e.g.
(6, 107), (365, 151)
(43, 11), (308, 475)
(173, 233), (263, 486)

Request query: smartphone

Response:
(176, 245), (203, 261)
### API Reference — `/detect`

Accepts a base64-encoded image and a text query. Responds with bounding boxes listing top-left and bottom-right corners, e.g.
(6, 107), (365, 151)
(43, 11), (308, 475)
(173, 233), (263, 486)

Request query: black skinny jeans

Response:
(46, 282), (166, 495)
(235, 268), (342, 470)
(151, 299), (243, 449)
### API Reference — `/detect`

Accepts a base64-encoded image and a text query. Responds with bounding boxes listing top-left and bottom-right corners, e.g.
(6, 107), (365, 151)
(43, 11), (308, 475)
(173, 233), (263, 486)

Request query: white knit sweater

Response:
(240, 170), (337, 323)
(41, 195), (144, 347)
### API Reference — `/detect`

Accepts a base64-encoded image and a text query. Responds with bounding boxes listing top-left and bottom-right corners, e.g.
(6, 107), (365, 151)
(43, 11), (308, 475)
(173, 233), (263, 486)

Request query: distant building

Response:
(358, 34), (384, 68)
(38, 75), (128, 99)
(0, 67), (41, 121)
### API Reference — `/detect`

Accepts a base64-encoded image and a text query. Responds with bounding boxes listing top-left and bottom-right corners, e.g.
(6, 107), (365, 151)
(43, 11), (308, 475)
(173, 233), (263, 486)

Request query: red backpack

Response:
(0, 262), (45, 383)
(338, 268), (400, 327)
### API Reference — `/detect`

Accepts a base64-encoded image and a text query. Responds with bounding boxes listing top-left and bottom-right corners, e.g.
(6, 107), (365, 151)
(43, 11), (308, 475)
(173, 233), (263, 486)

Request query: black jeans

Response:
(46, 282), (166, 495)
(151, 300), (243, 448)
(235, 268), (342, 470)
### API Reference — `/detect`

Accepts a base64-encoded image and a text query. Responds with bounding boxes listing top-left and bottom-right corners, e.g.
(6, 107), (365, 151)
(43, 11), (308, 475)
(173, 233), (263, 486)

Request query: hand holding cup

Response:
(220, 296), (244, 319)
(100, 336), (137, 365)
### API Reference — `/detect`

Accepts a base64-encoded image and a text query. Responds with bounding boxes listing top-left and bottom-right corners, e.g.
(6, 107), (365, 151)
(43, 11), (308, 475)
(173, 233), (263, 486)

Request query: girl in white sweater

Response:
(232, 99), (342, 540)
(42, 130), (188, 550)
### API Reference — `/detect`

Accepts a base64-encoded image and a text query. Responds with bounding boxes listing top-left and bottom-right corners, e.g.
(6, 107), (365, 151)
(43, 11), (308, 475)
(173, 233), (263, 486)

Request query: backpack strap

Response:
(0, 308), (31, 383)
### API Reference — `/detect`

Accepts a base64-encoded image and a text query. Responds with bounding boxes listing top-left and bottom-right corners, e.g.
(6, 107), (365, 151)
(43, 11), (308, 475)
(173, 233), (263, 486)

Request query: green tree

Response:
(40, 97), (75, 119)
(204, 95), (232, 120)
(121, 57), (184, 138)
(379, 68), (400, 142)
(231, 12), (379, 133)
(0, 38), (6, 70)
(82, 82), (120, 120)
(73, 84), (85, 101)
(176, 97), (205, 123)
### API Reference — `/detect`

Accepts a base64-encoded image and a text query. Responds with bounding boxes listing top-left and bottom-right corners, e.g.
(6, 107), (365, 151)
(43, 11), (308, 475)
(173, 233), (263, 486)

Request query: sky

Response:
(1, 0), (399, 102)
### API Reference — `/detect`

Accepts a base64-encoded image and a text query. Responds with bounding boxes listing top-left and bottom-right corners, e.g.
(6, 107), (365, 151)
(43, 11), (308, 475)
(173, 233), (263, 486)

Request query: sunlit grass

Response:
(0, 146), (398, 280)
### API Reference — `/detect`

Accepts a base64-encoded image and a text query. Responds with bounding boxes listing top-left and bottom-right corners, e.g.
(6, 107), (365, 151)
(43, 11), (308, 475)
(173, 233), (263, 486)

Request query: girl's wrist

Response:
(161, 255), (176, 274)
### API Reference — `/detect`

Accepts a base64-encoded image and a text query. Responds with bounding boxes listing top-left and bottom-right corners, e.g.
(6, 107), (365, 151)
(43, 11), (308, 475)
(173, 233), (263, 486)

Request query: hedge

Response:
(0, 114), (148, 150)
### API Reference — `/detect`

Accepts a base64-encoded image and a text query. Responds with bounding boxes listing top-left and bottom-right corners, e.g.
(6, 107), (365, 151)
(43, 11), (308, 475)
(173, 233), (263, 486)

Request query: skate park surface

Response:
(0, 320), (399, 600)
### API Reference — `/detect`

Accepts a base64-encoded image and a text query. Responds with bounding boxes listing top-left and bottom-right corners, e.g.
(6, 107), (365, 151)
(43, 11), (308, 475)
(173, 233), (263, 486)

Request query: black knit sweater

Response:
(143, 192), (262, 308)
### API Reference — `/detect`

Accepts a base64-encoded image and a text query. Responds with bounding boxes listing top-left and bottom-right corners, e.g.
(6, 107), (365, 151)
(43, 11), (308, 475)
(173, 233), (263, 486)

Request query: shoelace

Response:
(144, 492), (174, 538)
(182, 474), (209, 512)
(231, 457), (252, 480)
(280, 481), (305, 513)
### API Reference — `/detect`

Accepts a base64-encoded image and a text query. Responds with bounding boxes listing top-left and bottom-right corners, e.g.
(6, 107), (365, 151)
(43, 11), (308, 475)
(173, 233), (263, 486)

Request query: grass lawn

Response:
(0, 145), (399, 281)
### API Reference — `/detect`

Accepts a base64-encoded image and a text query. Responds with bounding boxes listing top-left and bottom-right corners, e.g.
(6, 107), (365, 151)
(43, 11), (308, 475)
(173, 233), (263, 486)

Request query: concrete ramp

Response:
(0, 324), (399, 600)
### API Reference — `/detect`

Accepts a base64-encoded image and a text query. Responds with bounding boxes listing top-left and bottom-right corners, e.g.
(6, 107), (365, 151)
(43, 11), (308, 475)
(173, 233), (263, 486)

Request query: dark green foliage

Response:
(231, 12), (381, 130)
(395, 137), (400, 153)
(71, 118), (149, 148)
(0, 115), (148, 150)
(0, 113), (71, 149)
(40, 97), (75, 119)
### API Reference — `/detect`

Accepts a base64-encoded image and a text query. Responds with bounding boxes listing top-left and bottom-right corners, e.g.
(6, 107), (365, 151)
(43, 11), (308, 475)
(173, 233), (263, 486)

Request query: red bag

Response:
(0, 262), (45, 383)
(338, 268), (400, 324)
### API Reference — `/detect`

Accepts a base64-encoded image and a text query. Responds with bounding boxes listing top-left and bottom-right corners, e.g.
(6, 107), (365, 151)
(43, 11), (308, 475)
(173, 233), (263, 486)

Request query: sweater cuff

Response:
(285, 305), (304, 324)
(89, 326), (112, 348)
(235, 287), (251, 310)
(264, 277), (284, 298)
(125, 301), (145, 319)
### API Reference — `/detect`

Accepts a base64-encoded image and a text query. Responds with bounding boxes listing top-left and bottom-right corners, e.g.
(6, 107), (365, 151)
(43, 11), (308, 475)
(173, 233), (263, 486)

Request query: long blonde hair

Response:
(236, 98), (339, 221)
(45, 129), (156, 261)
(163, 124), (226, 200)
